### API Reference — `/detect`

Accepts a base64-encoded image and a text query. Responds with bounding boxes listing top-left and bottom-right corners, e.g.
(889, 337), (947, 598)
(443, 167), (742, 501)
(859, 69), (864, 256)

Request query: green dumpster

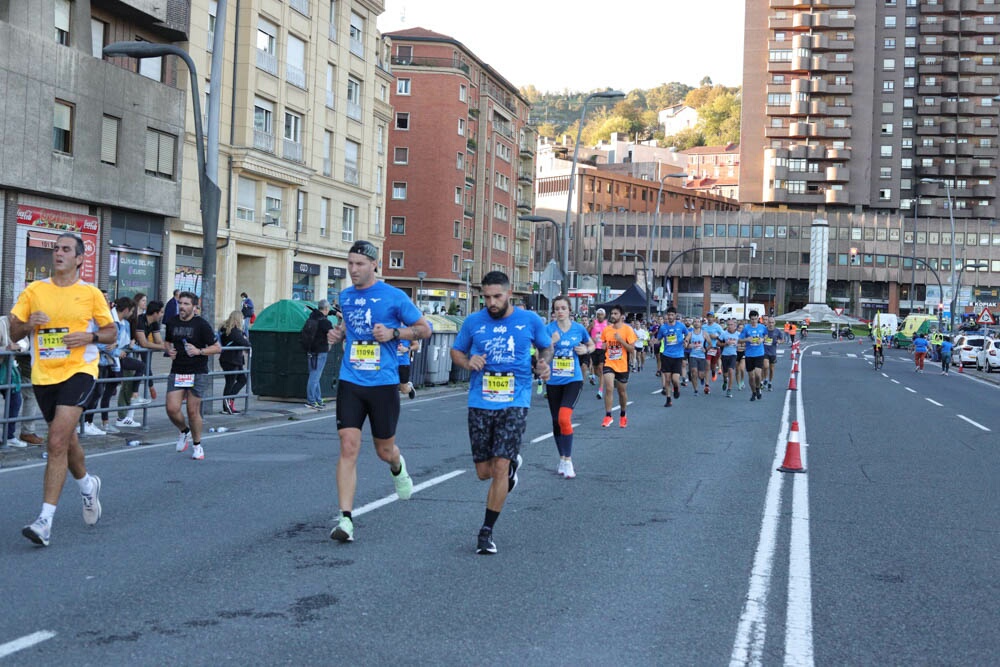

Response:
(250, 299), (341, 400)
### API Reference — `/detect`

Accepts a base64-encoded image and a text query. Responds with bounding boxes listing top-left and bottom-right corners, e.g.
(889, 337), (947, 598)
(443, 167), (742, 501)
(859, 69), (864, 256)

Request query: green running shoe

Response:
(330, 515), (354, 542)
(393, 455), (414, 500)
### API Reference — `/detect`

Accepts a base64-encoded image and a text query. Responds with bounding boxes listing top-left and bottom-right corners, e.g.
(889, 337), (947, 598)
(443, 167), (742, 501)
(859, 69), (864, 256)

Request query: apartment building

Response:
(0, 0), (188, 311)
(171, 0), (390, 313)
(680, 143), (741, 200)
(738, 0), (1000, 317)
(381, 27), (535, 314)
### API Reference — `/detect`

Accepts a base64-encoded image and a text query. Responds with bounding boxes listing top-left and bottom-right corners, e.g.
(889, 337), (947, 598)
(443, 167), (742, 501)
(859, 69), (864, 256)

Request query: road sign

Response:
(539, 259), (562, 301)
(834, 307), (844, 316)
(977, 307), (996, 325)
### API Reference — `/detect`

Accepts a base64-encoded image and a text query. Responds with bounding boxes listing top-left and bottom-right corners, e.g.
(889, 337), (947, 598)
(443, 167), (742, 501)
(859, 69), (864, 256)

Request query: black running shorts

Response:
(660, 356), (683, 376)
(745, 355), (765, 372)
(721, 355), (738, 372)
(468, 407), (528, 463)
(336, 380), (400, 440)
(34, 373), (96, 424)
(591, 348), (606, 366)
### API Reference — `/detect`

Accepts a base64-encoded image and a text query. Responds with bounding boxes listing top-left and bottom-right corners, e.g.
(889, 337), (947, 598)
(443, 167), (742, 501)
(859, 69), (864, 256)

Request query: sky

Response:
(377, 0), (746, 94)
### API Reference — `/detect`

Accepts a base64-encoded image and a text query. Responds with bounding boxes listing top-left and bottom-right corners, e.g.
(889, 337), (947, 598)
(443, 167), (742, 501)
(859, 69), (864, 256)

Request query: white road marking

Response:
(905, 387), (917, 393)
(957, 414), (991, 432)
(846, 353), (857, 358)
(925, 398), (943, 407)
(650, 388), (663, 395)
(810, 351), (821, 356)
(531, 424), (579, 444)
(353, 469), (466, 513)
(891, 379), (900, 384)
(0, 631), (57, 659)
(787, 370), (815, 666)
(881, 373), (889, 378)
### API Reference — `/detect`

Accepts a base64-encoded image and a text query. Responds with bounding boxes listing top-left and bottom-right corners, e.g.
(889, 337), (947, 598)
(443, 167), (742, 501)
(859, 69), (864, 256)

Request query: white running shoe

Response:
(557, 460), (567, 476)
(102, 422), (120, 434)
(176, 431), (191, 453)
(81, 475), (102, 525)
(5, 437), (27, 448)
(83, 422), (105, 436)
(131, 397), (152, 406)
(191, 444), (205, 460)
(563, 460), (576, 479)
(22, 517), (51, 546)
(116, 417), (142, 428)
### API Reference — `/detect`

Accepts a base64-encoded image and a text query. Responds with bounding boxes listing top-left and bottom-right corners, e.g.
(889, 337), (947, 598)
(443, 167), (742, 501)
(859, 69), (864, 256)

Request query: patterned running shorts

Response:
(467, 407), (528, 463)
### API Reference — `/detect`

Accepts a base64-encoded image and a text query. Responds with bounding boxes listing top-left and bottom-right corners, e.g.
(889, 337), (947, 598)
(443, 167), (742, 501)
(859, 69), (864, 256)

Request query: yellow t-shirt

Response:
(10, 279), (114, 385)
(601, 324), (637, 373)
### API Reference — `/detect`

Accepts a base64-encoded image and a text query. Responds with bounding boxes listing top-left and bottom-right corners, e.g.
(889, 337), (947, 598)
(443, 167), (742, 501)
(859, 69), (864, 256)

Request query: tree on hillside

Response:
(663, 127), (705, 150)
(698, 91), (742, 145)
(536, 122), (558, 139)
(684, 84), (739, 109)
(646, 82), (693, 110)
(700, 76), (713, 87)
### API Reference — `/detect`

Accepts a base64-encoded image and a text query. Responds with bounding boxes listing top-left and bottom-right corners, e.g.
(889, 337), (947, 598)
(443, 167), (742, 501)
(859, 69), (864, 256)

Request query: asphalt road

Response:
(1, 341), (997, 665)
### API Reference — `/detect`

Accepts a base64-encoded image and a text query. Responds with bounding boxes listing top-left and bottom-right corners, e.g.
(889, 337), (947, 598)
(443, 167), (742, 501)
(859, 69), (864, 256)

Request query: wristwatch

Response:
(392, 327), (401, 340)
(92, 333), (99, 344)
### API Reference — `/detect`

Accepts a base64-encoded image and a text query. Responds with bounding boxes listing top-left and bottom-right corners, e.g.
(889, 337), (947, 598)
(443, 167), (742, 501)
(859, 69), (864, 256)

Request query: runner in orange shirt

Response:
(599, 305), (637, 429)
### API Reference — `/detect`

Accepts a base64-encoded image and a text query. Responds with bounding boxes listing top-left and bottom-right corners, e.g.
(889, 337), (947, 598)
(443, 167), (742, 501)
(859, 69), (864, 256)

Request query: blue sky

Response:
(378, 0), (746, 93)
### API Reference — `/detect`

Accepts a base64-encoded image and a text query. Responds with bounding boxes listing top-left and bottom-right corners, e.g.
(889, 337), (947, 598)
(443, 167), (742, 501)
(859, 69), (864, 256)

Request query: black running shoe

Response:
(664, 396), (672, 408)
(508, 454), (522, 492)
(673, 387), (680, 399)
(750, 393), (756, 402)
(477, 528), (497, 555)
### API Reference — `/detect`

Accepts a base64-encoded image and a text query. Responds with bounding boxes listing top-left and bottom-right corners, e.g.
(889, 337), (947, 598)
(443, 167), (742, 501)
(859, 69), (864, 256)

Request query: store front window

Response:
(293, 262), (319, 300)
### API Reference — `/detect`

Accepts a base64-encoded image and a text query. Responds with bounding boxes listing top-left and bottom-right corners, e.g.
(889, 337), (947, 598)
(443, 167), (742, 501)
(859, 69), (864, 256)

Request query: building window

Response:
(53, 99), (74, 154)
(880, 167), (892, 179)
(55, 0), (70, 44)
(320, 197), (329, 236)
(883, 80), (894, 92)
(341, 205), (356, 243)
(884, 16), (896, 28)
(284, 111), (303, 161)
(884, 38), (895, 49)
(458, 118), (465, 136)
(326, 63), (336, 108)
(145, 129), (175, 178)
(100, 115), (119, 165)
(389, 250), (404, 269)
(349, 11), (364, 57)
(346, 76), (362, 121)
(459, 84), (467, 102)
(237, 177), (256, 221)
(392, 182), (407, 199)
(328, 0), (338, 41)
(455, 187), (462, 204)
(344, 139), (359, 185)
(286, 34), (307, 89)
(454, 220), (461, 238)
(883, 58), (895, 70)
(880, 145), (892, 158)
(91, 18), (107, 58)
(395, 112), (409, 130)
(376, 124), (385, 154)
(296, 191), (305, 232)
(265, 185), (282, 225)
(390, 216), (405, 234)
(394, 147), (408, 164)
(375, 166), (383, 194)
(397, 78), (411, 95)
(456, 152), (464, 170)
(323, 130), (333, 176)
(138, 43), (163, 81)
(879, 188), (892, 200)
(256, 18), (278, 74)
(207, 1), (217, 51)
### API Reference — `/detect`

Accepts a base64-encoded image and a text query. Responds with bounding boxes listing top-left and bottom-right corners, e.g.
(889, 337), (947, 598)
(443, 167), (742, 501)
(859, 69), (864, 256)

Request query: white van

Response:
(713, 303), (767, 321)
(870, 313), (899, 340)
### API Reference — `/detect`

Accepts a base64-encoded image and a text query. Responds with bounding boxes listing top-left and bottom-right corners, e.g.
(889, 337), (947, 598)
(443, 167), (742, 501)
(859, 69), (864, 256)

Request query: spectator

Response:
(163, 289), (180, 323)
(218, 310), (249, 414)
(9, 322), (42, 445)
(241, 292), (255, 336)
(133, 300), (166, 401)
(110, 297), (144, 428)
(303, 300), (334, 409)
(0, 316), (26, 448)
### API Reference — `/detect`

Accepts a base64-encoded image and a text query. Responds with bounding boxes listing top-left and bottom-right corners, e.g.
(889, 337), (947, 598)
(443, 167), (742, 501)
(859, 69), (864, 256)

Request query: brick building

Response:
(382, 27), (535, 313)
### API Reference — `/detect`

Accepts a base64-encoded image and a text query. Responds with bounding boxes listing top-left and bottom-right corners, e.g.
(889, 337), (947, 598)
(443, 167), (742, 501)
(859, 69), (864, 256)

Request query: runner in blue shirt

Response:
(702, 312), (725, 384)
(544, 295), (594, 480)
(686, 318), (712, 395)
(740, 310), (768, 402)
(329, 240), (432, 544)
(762, 315), (785, 391)
(654, 306), (690, 407)
(717, 319), (741, 398)
(913, 333), (929, 372)
(940, 335), (954, 375)
(451, 271), (552, 555)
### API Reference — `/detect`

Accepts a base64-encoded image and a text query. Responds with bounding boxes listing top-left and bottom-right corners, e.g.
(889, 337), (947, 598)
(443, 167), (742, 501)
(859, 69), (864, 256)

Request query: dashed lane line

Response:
(905, 387), (917, 393)
(957, 414), (991, 432)
(0, 631), (57, 659)
(925, 398), (943, 407)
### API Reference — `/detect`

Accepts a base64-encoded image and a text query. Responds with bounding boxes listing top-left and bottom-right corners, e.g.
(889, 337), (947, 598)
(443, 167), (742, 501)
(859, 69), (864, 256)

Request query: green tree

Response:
(698, 91), (742, 144)
(646, 82), (693, 110)
(663, 127), (705, 150)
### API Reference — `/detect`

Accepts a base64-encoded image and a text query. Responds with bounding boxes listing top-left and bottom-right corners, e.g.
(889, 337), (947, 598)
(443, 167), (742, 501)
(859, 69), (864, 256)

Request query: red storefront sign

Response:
(16, 205), (100, 283)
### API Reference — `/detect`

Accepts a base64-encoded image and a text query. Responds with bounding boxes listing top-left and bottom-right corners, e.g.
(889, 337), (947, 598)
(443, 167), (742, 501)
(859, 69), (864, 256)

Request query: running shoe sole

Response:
(22, 523), (50, 547)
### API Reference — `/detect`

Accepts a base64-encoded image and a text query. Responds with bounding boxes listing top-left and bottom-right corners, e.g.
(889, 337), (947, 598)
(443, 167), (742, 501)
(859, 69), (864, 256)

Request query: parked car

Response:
(952, 335), (985, 367)
(975, 338), (1000, 373)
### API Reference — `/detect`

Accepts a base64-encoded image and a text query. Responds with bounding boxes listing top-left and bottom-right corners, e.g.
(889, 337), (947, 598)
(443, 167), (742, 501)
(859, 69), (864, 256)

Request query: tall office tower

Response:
(741, 0), (999, 219)
(382, 28), (535, 314)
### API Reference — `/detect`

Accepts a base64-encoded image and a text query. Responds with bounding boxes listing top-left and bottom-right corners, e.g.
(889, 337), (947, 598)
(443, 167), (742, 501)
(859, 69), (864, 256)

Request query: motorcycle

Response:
(832, 326), (855, 340)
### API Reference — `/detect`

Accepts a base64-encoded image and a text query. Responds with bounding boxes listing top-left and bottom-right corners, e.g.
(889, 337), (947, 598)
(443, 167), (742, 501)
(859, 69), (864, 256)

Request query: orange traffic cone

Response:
(958, 362), (964, 374)
(792, 360), (799, 374)
(788, 374), (797, 391)
(778, 421), (806, 473)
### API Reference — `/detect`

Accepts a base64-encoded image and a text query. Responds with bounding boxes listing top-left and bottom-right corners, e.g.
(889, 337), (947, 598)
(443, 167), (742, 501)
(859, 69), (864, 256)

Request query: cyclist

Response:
(872, 331), (884, 370)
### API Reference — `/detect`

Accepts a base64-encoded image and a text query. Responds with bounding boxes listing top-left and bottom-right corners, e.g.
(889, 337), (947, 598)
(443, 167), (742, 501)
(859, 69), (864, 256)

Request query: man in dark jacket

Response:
(305, 300), (334, 409)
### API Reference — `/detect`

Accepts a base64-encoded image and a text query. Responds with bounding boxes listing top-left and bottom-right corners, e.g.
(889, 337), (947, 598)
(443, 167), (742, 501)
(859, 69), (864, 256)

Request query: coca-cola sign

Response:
(17, 205), (100, 283)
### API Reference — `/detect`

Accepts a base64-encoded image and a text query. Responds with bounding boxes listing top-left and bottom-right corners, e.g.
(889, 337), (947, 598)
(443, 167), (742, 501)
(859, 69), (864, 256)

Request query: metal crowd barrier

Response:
(0, 347), (252, 445)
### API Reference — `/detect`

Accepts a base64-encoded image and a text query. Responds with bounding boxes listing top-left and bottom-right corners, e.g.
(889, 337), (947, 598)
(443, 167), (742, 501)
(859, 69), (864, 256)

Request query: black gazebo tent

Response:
(595, 284), (651, 314)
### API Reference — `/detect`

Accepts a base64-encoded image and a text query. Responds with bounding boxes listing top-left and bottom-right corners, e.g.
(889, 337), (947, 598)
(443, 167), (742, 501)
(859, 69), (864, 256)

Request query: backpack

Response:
(300, 311), (320, 352)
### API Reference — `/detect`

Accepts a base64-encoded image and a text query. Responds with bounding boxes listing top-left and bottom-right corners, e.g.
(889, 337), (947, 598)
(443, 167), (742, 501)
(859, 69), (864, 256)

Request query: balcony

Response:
(826, 147), (851, 160)
(326, 90), (335, 109)
(344, 163), (359, 185)
(256, 49), (278, 76)
(515, 223), (530, 240)
(389, 55), (470, 74)
(513, 281), (532, 293)
(519, 142), (534, 156)
(253, 130), (274, 153)
(286, 64), (306, 89)
(825, 166), (849, 181)
(514, 253), (529, 267)
(322, 158), (331, 177)
(349, 37), (363, 58)
(347, 100), (362, 121)
(517, 169), (532, 183)
(825, 189), (850, 205)
(517, 198), (531, 211)
(283, 139), (303, 163)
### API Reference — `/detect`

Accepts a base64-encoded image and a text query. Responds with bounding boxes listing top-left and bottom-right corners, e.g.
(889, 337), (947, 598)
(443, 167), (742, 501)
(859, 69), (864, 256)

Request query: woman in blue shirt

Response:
(545, 296), (594, 479)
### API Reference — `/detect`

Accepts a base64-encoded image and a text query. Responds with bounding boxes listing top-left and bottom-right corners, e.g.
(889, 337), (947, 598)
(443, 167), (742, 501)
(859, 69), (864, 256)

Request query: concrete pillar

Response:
(851, 280), (862, 317)
(702, 276), (712, 314)
(775, 278), (787, 315)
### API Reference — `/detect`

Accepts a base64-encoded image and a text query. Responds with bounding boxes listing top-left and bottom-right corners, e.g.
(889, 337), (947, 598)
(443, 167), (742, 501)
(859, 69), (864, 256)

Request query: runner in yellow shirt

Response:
(10, 233), (116, 547)
(600, 305), (637, 428)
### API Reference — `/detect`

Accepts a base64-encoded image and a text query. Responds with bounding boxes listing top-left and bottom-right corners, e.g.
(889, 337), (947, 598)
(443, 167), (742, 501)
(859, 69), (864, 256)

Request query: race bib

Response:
(693, 340), (702, 350)
(765, 337), (773, 345)
(707, 348), (719, 357)
(350, 341), (381, 371)
(751, 336), (762, 345)
(607, 346), (623, 361)
(37, 328), (70, 359)
(174, 373), (195, 388)
(666, 334), (678, 344)
(553, 355), (575, 377)
(482, 372), (515, 403)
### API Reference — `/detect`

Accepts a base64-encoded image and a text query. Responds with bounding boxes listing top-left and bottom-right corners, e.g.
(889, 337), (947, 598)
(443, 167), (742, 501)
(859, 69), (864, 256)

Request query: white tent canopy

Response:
(773, 303), (867, 325)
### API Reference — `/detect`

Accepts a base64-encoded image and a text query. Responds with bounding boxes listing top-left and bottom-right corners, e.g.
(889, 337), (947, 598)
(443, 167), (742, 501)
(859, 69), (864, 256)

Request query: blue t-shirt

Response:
(718, 330), (740, 356)
(913, 337), (929, 353)
(657, 322), (689, 358)
(703, 322), (724, 346)
(940, 340), (954, 357)
(396, 339), (411, 367)
(763, 327), (783, 356)
(687, 331), (709, 359)
(545, 321), (591, 385)
(338, 281), (423, 386)
(741, 323), (768, 358)
(453, 308), (551, 409)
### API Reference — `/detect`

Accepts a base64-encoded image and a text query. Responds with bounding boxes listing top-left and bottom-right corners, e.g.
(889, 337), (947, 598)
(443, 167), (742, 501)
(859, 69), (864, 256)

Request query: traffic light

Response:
(850, 247), (859, 265)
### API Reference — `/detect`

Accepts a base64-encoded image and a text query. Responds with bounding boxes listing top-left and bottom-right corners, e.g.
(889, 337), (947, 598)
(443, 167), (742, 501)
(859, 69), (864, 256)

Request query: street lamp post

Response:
(519, 214), (562, 277)
(650, 172), (688, 314)
(620, 251), (651, 325)
(104, 41), (222, 325)
(416, 271), (426, 309)
(920, 178), (957, 330)
(462, 259), (475, 315)
(563, 90), (625, 283)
